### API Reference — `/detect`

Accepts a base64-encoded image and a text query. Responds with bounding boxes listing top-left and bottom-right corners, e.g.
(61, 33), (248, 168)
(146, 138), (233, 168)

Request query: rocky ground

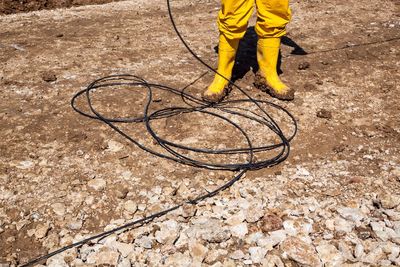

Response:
(1, 0), (400, 266)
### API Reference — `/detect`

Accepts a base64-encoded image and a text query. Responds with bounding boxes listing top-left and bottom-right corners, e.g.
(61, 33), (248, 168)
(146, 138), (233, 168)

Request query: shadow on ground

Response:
(213, 27), (308, 83)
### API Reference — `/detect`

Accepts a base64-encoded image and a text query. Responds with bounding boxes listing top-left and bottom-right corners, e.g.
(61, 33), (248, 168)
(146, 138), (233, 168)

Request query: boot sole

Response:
(254, 71), (295, 101)
(201, 86), (230, 103)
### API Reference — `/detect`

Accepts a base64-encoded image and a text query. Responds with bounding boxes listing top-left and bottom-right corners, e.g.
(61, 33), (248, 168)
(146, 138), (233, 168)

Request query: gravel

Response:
(1, 0), (399, 266)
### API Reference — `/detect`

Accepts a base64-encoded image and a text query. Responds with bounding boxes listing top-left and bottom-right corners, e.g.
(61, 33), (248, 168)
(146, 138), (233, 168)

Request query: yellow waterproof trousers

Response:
(217, 0), (291, 40)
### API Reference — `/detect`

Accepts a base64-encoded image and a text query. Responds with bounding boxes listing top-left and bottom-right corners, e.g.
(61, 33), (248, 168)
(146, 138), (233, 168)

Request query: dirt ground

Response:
(0, 0), (400, 266)
(0, 0), (122, 14)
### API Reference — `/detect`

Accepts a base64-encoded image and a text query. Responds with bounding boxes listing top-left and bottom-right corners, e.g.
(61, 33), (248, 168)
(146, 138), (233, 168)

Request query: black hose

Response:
(19, 1), (297, 266)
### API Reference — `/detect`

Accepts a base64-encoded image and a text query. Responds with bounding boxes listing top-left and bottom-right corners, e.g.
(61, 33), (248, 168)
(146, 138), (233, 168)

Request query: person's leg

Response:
(203, 0), (254, 102)
(254, 0), (294, 100)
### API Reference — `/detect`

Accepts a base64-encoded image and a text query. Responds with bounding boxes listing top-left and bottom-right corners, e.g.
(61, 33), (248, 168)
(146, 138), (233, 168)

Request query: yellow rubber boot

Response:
(255, 37), (294, 100)
(202, 34), (239, 102)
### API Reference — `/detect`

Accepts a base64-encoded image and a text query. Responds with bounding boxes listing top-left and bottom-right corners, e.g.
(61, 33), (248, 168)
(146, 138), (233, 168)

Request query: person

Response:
(202, 0), (294, 102)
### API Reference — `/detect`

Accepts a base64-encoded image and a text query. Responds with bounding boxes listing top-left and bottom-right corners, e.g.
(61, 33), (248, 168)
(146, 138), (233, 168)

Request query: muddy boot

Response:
(202, 34), (239, 103)
(254, 37), (294, 101)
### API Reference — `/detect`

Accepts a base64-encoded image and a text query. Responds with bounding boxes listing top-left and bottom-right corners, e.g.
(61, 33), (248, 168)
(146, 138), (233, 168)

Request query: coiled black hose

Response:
(20, 1), (297, 266)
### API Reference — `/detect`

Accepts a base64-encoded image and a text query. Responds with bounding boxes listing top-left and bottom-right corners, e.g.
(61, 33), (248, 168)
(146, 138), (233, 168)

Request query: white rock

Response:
(379, 259), (392, 266)
(371, 221), (385, 232)
(302, 222), (313, 234)
(261, 255), (284, 267)
(205, 249), (228, 264)
(334, 217), (354, 233)
(384, 210), (400, 221)
(237, 198), (251, 210)
(337, 207), (366, 223)
(118, 257), (131, 267)
(68, 220), (83, 230)
(392, 167), (400, 177)
(203, 228), (231, 243)
(395, 256), (400, 266)
(16, 220), (30, 231)
(388, 229), (400, 244)
(59, 235), (73, 247)
(283, 220), (298, 236)
(243, 259), (253, 265)
(323, 233), (334, 240)
(121, 171), (132, 180)
(123, 200), (138, 214)
(88, 178), (106, 191)
(388, 244), (400, 261)
(46, 253), (68, 267)
(174, 232), (189, 249)
(338, 241), (355, 261)
(370, 221), (398, 242)
(135, 235), (153, 249)
(230, 250), (245, 260)
(0, 189), (13, 201)
(86, 247), (120, 265)
(299, 235), (313, 244)
(79, 244), (102, 261)
(85, 195), (95, 205)
(296, 166), (310, 176)
(325, 219), (335, 231)
(394, 221), (400, 234)
(43, 232), (59, 251)
(155, 220), (180, 245)
(35, 223), (50, 239)
(134, 204), (145, 212)
(380, 194), (400, 209)
(176, 183), (190, 198)
(114, 242), (135, 258)
(230, 223), (248, 238)
(190, 218), (231, 243)
(51, 203), (66, 217)
(267, 230), (287, 247)
(283, 220), (313, 236)
(180, 204), (197, 218)
(245, 205), (264, 223)
(17, 160), (34, 169)
(70, 258), (84, 266)
(107, 140), (124, 152)
(164, 252), (192, 267)
(100, 234), (117, 246)
(354, 243), (365, 259)
(225, 211), (246, 226)
(316, 243), (344, 266)
(281, 237), (321, 267)
(249, 247), (267, 264)
(189, 242), (208, 263)
(245, 232), (264, 245)
(256, 237), (274, 251)
(362, 247), (385, 265)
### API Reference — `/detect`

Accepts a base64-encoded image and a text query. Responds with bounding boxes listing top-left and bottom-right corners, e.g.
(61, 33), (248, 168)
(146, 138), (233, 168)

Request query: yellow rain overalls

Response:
(218, 0), (291, 40)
